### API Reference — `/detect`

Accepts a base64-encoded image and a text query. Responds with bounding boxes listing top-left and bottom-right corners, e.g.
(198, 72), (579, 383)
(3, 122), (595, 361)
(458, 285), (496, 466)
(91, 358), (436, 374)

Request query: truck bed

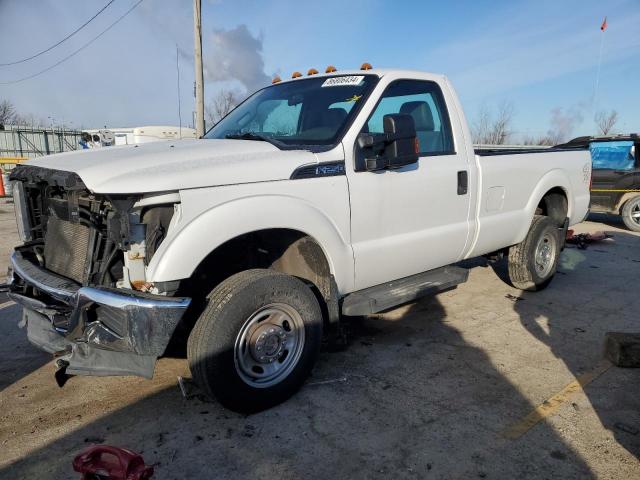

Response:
(466, 148), (592, 259)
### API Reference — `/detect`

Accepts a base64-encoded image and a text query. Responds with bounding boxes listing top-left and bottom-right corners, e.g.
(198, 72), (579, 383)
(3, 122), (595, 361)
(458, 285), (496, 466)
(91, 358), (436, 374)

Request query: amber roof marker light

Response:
(307, 68), (319, 75)
(291, 71), (302, 78)
(272, 75), (282, 84)
(360, 62), (373, 70)
(325, 65), (337, 73)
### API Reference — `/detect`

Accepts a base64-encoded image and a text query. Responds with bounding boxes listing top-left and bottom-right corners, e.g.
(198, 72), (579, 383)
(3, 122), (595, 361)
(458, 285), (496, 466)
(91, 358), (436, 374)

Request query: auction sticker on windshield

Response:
(321, 76), (365, 87)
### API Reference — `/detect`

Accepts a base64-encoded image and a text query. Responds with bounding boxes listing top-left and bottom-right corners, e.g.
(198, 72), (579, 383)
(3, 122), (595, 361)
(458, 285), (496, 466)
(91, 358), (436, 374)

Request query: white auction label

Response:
(321, 76), (365, 87)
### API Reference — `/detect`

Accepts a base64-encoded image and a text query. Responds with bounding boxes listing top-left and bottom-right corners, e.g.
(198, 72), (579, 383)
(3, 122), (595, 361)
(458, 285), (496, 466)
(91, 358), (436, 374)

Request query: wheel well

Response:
(172, 229), (337, 348)
(535, 188), (568, 226)
(616, 192), (640, 214)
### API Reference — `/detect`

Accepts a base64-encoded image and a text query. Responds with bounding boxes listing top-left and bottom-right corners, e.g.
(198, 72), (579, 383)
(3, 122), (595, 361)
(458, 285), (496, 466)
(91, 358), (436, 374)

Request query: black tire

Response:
(621, 196), (640, 232)
(187, 269), (322, 413)
(508, 215), (561, 291)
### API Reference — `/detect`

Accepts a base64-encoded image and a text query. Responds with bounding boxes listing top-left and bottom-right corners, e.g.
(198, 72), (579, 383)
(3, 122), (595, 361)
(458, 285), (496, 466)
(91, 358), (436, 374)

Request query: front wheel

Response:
(508, 215), (561, 291)
(187, 269), (323, 413)
(621, 196), (640, 232)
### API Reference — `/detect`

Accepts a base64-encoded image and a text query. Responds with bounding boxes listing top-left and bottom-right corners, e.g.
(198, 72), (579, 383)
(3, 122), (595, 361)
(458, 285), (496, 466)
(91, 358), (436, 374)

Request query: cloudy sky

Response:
(0, 0), (638, 140)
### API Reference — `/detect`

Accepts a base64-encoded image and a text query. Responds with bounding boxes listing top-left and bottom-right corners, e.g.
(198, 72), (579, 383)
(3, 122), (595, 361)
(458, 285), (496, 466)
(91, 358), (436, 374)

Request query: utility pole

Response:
(176, 44), (182, 139)
(193, 0), (205, 137)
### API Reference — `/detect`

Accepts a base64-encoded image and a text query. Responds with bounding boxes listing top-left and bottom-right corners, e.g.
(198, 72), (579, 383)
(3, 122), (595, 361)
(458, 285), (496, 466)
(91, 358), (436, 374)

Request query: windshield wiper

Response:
(225, 132), (284, 149)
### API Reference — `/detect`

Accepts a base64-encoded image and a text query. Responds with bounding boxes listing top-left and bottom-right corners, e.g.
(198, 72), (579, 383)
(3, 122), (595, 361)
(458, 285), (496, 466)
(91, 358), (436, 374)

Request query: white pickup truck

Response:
(4, 67), (591, 412)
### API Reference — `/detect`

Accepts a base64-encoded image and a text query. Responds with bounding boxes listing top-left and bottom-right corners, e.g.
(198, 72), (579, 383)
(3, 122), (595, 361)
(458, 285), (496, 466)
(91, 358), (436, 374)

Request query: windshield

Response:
(205, 75), (378, 150)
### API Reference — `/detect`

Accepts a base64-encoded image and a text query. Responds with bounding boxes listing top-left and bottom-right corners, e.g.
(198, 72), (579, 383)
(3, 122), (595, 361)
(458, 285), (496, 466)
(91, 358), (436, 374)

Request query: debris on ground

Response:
(565, 230), (613, 249)
(72, 445), (154, 479)
(505, 294), (524, 302)
(83, 436), (105, 444)
(177, 376), (216, 403)
(177, 376), (200, 399)
(307, 376), (348, 386)
(550, 450), (568, 460)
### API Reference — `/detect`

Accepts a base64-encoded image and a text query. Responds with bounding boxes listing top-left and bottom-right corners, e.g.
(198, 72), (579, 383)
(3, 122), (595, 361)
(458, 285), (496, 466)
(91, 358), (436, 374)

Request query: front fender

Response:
(146, 191), (354, 293)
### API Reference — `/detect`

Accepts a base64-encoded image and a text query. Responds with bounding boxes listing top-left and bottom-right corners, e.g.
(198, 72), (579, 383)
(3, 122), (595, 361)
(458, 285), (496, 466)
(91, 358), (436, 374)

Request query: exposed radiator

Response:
(43, 215), (91, 284)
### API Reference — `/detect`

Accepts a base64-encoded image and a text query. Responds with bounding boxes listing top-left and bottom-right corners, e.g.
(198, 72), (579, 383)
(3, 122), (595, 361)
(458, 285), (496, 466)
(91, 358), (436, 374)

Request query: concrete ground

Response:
(0, 198), (638, 479)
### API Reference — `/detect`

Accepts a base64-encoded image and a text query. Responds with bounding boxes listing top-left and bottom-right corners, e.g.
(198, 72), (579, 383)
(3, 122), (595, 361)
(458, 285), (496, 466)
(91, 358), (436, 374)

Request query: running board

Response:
(341, 266), (468, 316)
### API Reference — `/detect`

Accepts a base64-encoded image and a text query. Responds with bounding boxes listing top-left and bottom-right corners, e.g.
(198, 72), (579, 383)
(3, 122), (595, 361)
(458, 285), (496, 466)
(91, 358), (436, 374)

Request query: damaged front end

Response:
(5, 165), (190, 383)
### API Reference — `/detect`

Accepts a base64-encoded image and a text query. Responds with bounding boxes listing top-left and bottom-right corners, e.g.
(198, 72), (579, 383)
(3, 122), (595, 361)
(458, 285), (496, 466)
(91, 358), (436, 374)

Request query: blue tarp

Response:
(590, 141), (635, 170)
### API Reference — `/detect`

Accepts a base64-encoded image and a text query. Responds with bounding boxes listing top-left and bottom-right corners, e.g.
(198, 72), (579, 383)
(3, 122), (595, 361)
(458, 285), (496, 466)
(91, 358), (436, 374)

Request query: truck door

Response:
(590, 141), (637, 212)
(345, 79), (473, 290)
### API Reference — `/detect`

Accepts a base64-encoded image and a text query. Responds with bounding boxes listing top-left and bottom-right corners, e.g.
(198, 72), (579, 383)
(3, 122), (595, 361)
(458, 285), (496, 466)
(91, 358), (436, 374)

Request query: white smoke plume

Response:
(203, 25), (271, 93)
(547, 104), (586, 143)
(138, 3), (270, 93)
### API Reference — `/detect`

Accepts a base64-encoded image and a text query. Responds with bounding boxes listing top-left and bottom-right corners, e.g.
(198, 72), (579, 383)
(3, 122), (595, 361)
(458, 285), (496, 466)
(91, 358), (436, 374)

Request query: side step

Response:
(341, 265), (468, 316)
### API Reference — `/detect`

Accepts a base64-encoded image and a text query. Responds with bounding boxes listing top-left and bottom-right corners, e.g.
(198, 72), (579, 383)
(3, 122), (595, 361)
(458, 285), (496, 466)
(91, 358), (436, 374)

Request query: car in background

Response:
(559, 134), (640, 232)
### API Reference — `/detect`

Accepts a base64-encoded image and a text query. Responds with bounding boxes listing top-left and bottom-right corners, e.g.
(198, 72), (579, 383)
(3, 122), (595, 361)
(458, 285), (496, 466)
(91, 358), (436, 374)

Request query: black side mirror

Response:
(357, 113), (419, 171)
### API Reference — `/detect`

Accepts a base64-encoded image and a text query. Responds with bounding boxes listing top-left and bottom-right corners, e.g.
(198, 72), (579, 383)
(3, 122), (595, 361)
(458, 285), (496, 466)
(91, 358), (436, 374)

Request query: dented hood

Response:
(25, 139), (317, 194)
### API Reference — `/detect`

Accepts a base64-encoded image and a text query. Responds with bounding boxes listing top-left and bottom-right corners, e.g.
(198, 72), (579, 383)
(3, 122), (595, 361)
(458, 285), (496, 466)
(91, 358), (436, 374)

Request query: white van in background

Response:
(84, 126), (197, 146)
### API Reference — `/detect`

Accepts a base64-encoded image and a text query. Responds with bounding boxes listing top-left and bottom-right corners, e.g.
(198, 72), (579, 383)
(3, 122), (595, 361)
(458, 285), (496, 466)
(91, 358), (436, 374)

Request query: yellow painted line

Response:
(0, 300), (15, 310)
(591, 189), (640, 193)
(501, 360), (612, 440)
(0, 157), (28, 165)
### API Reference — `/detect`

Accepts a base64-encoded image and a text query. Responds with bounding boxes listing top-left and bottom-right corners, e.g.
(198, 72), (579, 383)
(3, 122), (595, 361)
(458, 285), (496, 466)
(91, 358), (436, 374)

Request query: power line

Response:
(0, 0), (117, 67)
(0, 0), (145, 85)
(593, 22), (607, 113)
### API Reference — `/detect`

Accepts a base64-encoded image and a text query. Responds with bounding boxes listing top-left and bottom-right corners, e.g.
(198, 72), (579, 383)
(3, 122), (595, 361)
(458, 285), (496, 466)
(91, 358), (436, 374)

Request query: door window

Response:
(365, 80), (454, 155)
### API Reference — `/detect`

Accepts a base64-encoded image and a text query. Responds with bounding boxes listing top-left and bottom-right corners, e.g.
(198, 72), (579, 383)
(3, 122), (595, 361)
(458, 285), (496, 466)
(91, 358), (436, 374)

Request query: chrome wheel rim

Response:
(630, 201), (640, 226)
(534, 231), (557, 278)
(234, 303), (305, 388)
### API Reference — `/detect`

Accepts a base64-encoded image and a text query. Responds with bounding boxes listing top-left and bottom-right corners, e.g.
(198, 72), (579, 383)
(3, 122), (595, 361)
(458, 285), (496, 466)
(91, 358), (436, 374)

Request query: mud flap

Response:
(559, 217), (570, 251)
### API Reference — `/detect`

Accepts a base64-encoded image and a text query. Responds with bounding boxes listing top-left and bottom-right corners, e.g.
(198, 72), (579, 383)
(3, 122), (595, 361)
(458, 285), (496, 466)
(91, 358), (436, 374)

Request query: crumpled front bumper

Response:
(5, 250), (190, 380)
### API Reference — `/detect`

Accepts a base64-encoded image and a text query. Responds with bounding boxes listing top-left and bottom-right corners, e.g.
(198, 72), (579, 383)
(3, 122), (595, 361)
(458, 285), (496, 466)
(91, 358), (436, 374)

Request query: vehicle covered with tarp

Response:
(559, 134), (640, 232)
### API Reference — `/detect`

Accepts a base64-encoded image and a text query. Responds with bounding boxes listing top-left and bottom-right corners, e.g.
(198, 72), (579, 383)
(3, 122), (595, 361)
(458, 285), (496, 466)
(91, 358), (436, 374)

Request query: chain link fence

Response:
(0, 125), (83, 159)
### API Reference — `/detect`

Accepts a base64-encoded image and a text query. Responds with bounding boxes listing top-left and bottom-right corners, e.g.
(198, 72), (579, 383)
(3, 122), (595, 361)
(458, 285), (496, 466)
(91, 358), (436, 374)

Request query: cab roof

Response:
(273, 68), (447, 85)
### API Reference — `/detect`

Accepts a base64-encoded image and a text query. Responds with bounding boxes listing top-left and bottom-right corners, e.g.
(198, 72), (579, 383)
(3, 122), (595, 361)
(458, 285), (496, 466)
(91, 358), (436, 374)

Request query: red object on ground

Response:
(566, 229), (613, 249)
(73, 445), (154, 480)
(584, 231), (609, 241)
(0, 175), (5, 197)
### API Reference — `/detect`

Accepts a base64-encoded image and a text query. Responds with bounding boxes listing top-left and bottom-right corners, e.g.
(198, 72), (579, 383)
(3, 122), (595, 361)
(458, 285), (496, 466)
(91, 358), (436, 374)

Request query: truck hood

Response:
(25, 139), (318, 193)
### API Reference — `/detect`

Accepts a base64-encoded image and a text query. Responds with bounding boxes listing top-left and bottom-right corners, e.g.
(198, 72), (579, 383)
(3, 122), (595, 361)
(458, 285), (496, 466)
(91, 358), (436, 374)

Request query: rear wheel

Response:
(508, 215), (561, 291)
(621, 196), (640, 232)
(187, 269), (323, 413)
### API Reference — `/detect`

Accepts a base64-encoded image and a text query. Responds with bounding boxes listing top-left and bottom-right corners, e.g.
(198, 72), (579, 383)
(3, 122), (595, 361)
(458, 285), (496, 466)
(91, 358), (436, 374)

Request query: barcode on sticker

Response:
(321, 76), (365, 87)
